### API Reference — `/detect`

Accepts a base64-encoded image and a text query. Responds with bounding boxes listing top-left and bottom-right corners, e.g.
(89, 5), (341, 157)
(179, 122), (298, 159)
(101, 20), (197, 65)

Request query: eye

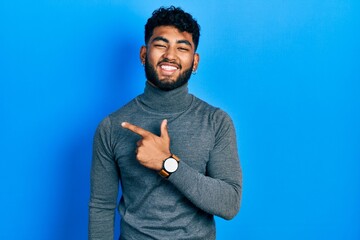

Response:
(178, 47), (189, 52)
(154, 44), (166, 48)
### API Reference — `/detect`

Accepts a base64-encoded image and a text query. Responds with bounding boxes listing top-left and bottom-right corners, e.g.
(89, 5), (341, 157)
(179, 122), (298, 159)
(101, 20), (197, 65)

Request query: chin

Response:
(160, 78), (176, 83)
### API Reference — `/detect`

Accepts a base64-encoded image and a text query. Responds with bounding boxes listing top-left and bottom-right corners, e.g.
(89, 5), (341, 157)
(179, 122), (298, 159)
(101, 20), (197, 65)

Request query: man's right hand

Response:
(121, 120), (171, 171)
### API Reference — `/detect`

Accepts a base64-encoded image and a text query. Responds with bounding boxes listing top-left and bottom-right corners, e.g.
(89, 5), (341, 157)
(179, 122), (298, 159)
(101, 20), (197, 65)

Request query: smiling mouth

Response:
(160, 65), (178, 71)
(158, 63), (180, 76)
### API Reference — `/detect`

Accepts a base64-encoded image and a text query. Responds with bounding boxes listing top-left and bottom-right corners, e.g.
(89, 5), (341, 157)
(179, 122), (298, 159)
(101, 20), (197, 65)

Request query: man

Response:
(89, 6), (242, 240)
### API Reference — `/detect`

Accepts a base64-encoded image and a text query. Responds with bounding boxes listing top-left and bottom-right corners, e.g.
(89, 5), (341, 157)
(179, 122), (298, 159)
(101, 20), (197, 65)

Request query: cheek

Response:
(146, 54), (153, 62)
(180, 55), (195, 68)
(146, 55), (157, 67)
(148, 49), (164, 59)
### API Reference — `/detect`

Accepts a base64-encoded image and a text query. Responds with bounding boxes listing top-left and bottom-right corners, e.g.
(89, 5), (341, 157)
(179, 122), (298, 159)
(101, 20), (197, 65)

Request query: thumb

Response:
(160, 119), (170, 141)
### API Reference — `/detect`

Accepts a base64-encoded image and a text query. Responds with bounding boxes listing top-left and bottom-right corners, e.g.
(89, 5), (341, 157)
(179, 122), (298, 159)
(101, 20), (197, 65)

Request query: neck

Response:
(137, 81), (193, 114)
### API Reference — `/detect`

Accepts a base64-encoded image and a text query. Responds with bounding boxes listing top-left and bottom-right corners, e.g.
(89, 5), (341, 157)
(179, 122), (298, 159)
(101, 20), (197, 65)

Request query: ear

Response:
(140, 46), (147, 64)
(192, 53), (200, 72)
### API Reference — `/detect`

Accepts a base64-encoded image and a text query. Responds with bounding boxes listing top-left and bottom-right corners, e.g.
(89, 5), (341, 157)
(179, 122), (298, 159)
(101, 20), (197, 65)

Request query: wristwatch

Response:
(159, 154), (180, 178)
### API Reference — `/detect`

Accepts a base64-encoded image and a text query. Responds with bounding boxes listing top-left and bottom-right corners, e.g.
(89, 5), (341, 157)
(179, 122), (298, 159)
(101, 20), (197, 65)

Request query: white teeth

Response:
(161, 65), (177, 70)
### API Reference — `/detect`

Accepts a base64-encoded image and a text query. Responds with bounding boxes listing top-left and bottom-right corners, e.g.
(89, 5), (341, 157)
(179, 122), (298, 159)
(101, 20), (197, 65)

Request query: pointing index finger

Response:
(121, 122), (151, 137)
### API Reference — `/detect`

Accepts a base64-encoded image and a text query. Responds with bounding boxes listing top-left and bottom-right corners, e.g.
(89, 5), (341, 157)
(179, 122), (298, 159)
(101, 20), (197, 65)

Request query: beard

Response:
(144, 57), (193, 91)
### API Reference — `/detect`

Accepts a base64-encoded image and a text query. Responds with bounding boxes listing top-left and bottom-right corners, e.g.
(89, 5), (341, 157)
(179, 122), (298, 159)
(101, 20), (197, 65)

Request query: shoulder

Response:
(108, 98), (138, 121)
(95, 97), (138, 133)
(191, 96), (236, 143)
(192, 95), (233, 124)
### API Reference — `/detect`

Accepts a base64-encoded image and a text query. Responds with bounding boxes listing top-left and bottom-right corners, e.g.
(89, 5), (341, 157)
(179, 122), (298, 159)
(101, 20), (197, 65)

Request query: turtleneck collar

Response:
(137, 81), (193, 114)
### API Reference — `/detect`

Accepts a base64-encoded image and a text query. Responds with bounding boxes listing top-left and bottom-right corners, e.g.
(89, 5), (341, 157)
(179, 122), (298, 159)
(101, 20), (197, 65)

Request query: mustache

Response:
(157, 58), (182, 69)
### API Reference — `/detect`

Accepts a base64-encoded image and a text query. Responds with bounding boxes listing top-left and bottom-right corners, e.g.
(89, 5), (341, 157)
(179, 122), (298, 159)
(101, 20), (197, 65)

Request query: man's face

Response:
(140, 26), (200, 91)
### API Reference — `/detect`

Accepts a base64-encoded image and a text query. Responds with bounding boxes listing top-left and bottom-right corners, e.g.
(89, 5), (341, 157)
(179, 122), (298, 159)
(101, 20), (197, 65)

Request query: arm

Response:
(89, 117), (119, 240)
(169, 110), (242, 220)
(121, 111), (242, 220)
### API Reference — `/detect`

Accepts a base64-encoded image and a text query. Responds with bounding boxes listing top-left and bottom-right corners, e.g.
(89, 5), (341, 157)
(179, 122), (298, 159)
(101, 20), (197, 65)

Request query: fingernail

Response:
(121, 122), (126, 127)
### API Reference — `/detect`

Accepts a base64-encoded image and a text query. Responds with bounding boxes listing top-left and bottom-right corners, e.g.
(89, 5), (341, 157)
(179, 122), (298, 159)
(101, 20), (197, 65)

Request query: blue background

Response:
(1, 0), (359, 239)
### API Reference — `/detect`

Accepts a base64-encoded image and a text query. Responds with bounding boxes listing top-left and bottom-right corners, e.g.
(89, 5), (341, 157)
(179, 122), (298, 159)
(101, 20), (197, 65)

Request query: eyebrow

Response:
(151, 36), (192, 47)
(177, 40), (192, 47)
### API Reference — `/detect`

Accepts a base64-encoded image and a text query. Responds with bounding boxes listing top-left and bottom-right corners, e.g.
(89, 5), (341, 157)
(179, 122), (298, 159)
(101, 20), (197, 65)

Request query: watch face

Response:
(164, 158), (178, 173)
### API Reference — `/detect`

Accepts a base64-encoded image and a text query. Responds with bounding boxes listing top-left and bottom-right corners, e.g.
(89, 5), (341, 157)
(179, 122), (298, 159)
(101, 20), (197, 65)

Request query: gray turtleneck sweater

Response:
(89, 82), (242, 240)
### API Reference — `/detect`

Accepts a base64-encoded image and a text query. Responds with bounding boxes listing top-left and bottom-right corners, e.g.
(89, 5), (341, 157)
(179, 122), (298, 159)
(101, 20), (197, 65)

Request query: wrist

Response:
(158, 154), (180, 178)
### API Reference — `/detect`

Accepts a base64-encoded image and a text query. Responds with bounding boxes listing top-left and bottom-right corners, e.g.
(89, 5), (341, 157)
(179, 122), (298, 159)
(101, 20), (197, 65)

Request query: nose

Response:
(163, 46), (177, 60)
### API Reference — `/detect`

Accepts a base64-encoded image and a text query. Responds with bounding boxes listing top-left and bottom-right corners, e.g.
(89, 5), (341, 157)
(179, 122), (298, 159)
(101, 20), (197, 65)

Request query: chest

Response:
(113, 114), (215, 181)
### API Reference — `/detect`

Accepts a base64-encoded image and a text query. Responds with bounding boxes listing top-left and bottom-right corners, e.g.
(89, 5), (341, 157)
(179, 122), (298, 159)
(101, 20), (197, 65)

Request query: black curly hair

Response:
(145, 6), (201, 51)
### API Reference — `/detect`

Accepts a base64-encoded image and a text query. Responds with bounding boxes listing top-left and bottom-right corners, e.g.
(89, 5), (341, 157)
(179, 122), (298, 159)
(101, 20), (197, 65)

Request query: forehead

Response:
(150, 26), (194, 44)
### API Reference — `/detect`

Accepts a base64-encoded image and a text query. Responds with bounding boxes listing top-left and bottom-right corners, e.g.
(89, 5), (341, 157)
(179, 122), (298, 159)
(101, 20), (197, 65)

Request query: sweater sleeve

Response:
(89, 117), (119, 239)
(168, 110), (242, 220)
